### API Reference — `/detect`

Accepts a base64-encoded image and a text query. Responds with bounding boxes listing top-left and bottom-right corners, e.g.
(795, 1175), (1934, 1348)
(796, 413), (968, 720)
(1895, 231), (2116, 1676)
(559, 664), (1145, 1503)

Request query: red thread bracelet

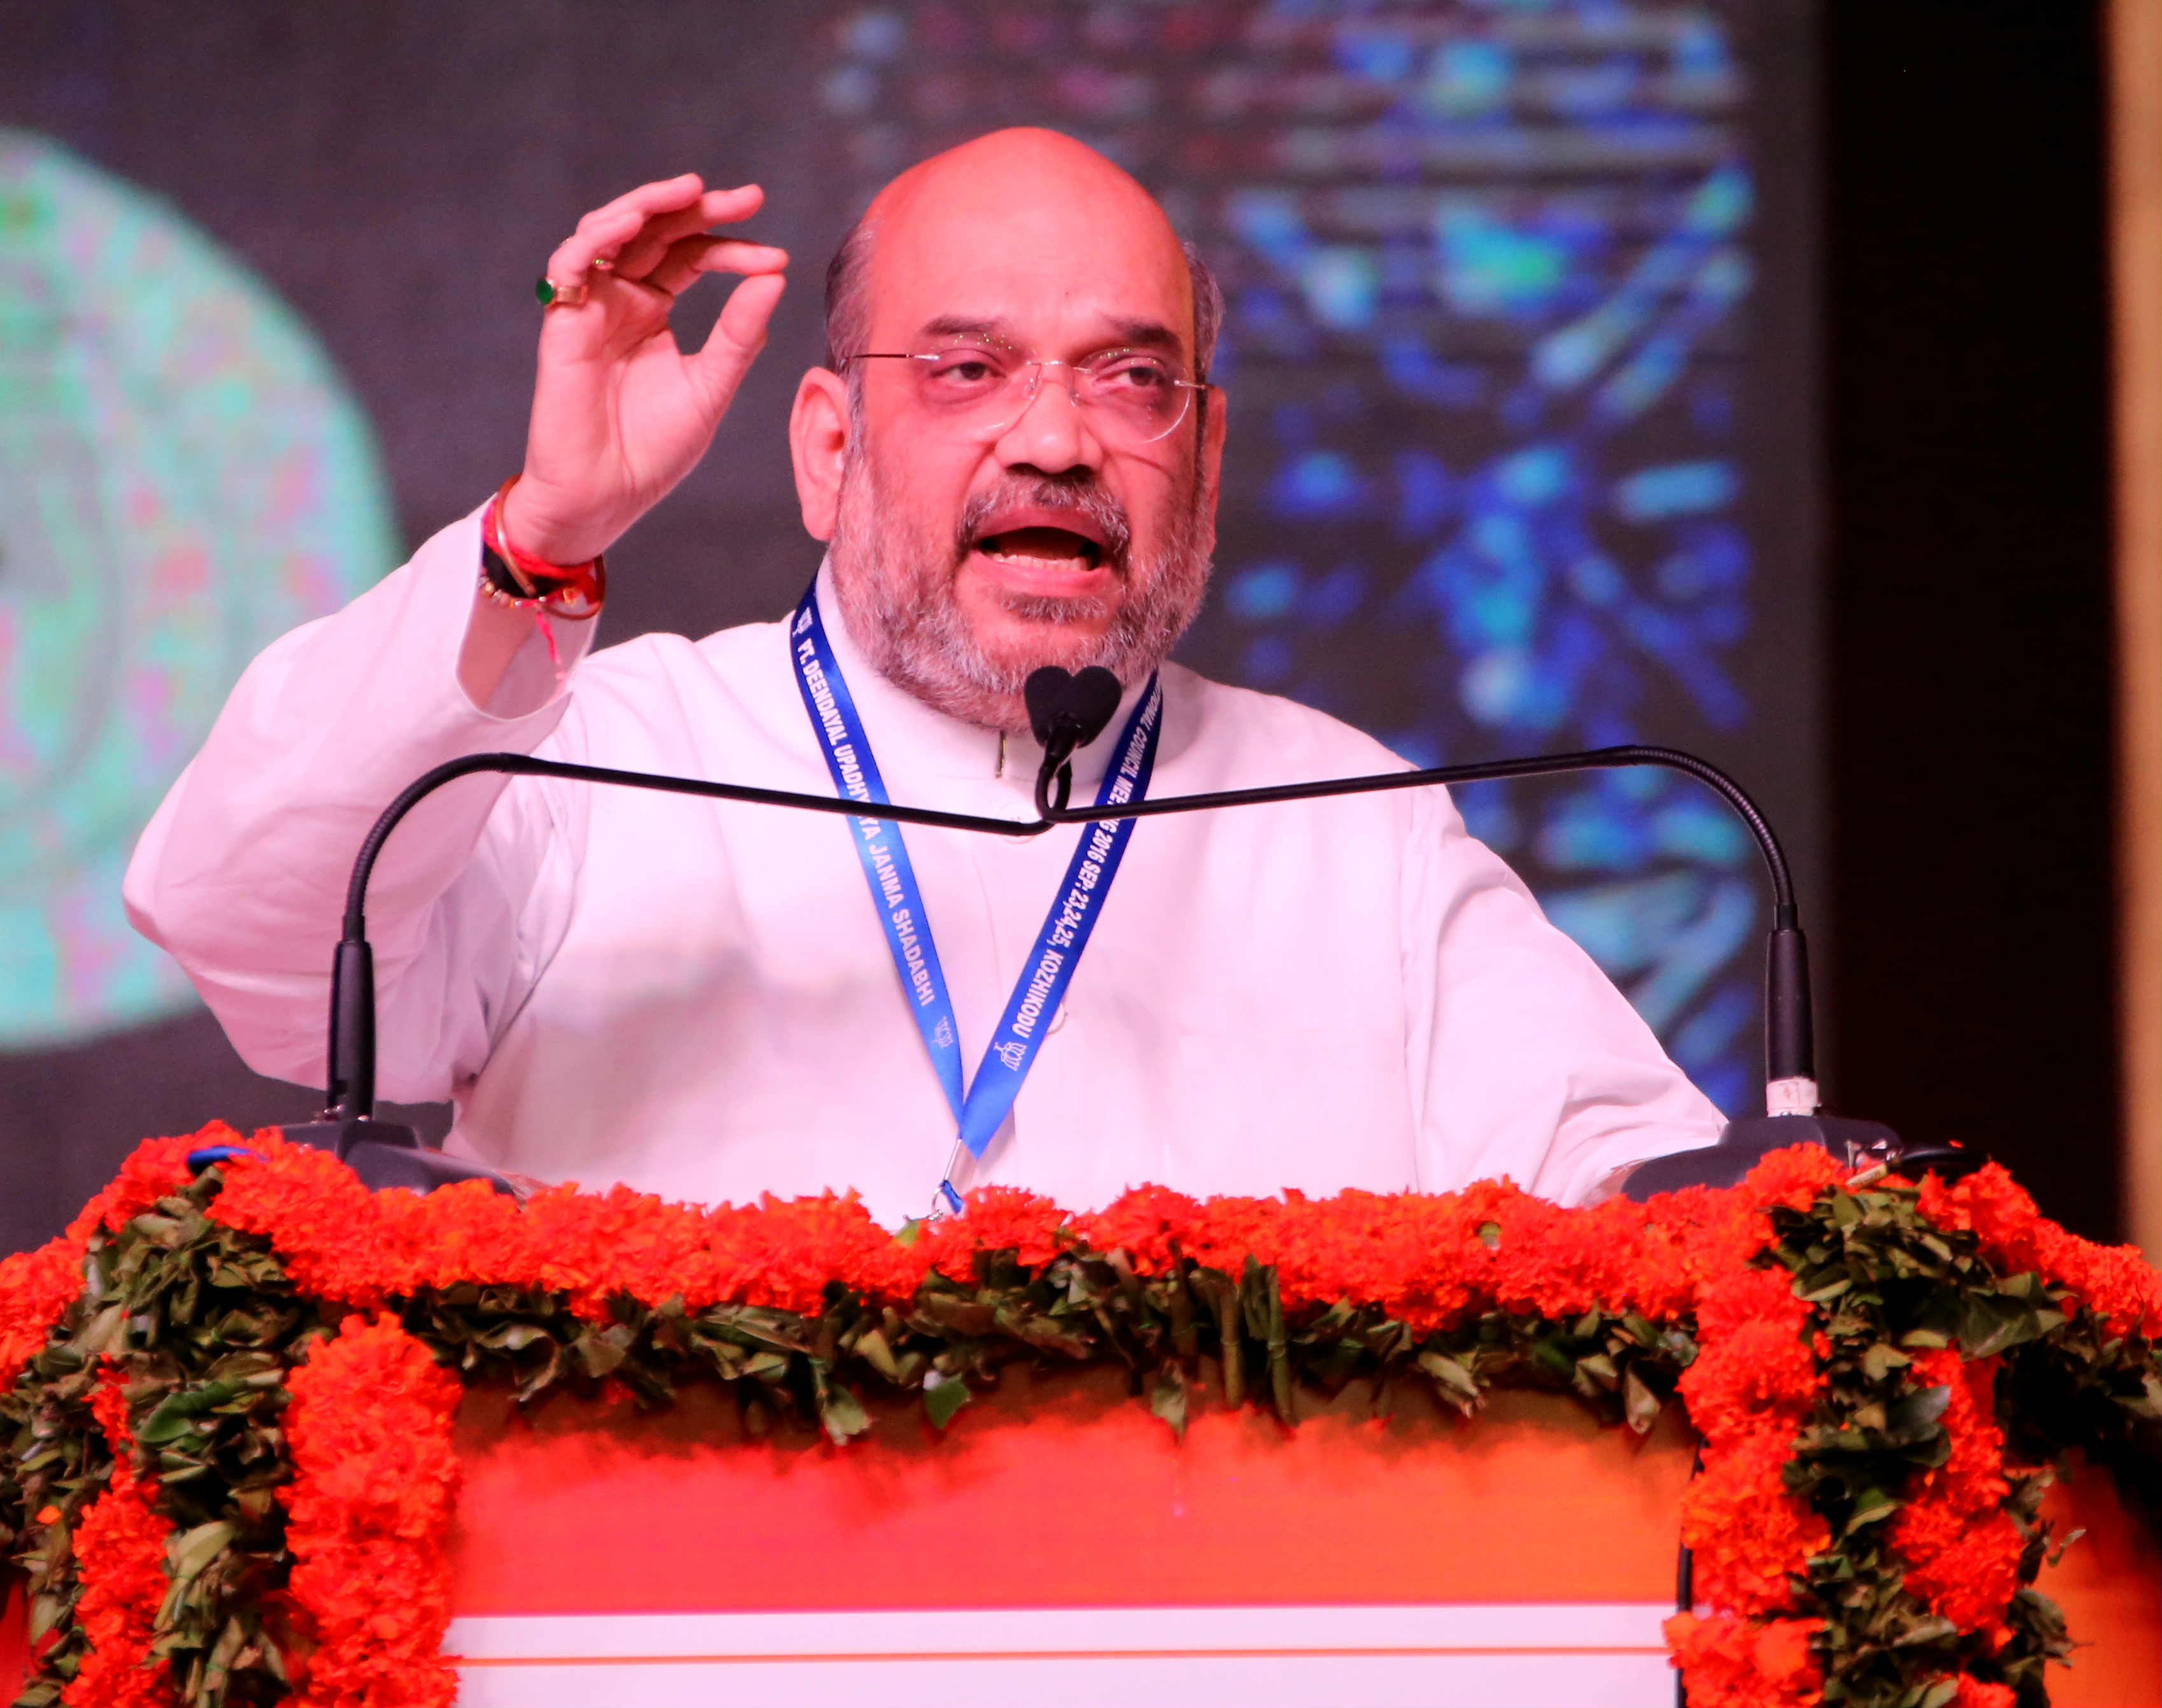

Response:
(481, 477), (606, 620)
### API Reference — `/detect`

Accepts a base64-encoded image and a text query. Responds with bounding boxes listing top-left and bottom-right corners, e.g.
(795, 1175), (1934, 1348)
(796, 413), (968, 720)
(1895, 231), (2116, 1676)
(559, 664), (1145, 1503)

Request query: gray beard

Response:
(828, 444), (1213, 735)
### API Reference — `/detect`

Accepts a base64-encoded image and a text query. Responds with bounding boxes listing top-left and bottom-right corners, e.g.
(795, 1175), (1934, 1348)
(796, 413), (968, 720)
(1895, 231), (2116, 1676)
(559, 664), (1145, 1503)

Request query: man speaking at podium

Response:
(123, 128), (1724, 1226)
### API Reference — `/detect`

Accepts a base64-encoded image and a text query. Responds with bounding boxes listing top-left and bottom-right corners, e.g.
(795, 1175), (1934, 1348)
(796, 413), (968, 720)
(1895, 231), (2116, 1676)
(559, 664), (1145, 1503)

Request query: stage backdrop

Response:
(0, 0), (1820, 1253)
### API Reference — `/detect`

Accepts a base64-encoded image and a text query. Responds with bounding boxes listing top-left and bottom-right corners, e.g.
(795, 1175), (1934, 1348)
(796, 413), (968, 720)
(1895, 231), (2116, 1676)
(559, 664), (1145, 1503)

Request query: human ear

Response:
(790, 367), (852, 541)
(1199, 385), (1228, 520)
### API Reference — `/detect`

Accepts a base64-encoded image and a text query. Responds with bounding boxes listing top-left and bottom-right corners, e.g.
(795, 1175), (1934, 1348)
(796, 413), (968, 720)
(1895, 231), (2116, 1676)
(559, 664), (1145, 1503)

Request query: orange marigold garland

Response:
(1891, 1351), (2023, 1642)
(278, 1313), (462, 1708)
(59, 1370), (177, 1708)
(1920, 1162), (2162, 1341)
(198, 1134), (1841, 1339)
(0, 1133), (198, 1390)
(1663, 1232), (1834, 1702)
(2, 1127), (2155, 1705)
(204, 1134), (926, 1319)
(1676, 1264), (1829, 1618)
(0, 1240), (85, 1395)
(192, 1132), (1885, 1705)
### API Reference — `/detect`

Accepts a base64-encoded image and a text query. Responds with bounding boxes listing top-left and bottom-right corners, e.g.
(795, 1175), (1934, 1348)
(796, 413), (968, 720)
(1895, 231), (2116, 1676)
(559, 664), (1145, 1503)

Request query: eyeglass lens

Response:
(905, 341), (1194, 443)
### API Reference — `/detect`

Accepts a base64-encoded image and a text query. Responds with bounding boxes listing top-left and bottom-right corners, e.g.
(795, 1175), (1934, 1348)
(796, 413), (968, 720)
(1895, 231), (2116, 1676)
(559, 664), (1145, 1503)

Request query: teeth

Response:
(980, 546), (1099, 569)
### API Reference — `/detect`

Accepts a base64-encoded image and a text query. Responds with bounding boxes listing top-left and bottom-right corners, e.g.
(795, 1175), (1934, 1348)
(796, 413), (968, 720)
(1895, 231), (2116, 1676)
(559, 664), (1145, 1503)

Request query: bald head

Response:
(875, 127), (1166, 235)
(824, 128), (1221, 381)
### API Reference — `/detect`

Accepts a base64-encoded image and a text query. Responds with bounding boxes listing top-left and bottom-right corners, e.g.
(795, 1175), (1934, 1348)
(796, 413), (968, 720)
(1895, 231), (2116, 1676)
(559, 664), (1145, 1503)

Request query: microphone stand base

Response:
(277, 1116), (518, 1196)
(1622, 1112), (1985, 1200)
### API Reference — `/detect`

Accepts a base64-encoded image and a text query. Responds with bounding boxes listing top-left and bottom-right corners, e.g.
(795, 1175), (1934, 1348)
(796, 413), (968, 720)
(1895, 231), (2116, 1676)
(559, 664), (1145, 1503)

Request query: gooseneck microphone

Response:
(1023, 665), (1124, 812)
(284, 709), (1971, 1197)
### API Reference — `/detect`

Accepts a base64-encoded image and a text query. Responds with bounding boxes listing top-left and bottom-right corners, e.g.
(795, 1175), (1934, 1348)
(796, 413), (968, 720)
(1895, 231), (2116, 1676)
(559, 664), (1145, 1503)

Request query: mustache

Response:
(954, 476), (1133, 569)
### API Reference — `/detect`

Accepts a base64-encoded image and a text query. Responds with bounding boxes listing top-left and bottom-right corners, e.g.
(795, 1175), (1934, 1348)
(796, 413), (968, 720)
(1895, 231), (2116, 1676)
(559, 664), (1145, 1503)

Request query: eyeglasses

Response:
(840, 337), (1206, 445)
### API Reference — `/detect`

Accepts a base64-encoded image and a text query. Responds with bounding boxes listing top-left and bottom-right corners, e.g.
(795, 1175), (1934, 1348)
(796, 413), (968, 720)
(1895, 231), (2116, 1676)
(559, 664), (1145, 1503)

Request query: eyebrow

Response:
(918, 315), (1015, 343)
(1100, 317), (1185, 358)
(914, 313), (1191, 361)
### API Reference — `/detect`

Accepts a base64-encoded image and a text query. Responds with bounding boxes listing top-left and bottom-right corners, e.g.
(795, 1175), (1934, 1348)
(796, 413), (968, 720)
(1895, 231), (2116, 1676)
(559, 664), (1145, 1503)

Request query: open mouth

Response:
(974, 526), (1106, 571)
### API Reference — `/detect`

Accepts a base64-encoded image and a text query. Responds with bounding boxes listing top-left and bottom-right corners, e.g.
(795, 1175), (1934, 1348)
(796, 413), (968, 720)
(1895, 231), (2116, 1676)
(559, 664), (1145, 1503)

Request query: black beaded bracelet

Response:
(480, 539), (543, 604)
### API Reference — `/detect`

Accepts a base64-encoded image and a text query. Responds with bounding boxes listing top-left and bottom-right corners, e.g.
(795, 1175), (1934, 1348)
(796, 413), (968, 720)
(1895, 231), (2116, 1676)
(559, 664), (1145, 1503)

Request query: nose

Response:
(992, 362), (1102, 476)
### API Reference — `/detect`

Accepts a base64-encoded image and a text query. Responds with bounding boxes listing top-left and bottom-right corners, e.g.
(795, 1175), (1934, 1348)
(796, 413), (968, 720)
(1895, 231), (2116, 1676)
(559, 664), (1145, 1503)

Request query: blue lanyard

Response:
(788, 588), (1162, 1212)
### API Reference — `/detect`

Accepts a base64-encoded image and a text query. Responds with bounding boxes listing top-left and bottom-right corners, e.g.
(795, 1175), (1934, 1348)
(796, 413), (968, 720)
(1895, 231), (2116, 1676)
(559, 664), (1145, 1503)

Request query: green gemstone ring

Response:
(535, 273), (590, 310)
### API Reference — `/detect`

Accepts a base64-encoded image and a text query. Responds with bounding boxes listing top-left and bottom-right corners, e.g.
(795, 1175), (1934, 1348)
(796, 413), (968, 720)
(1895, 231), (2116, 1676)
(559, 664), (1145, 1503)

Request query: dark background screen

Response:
(0, 1), (2117, 1249)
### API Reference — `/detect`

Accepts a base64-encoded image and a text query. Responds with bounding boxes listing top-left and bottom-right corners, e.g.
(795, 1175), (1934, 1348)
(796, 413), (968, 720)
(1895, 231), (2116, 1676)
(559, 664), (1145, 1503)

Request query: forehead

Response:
(864, 169), (1194, 357)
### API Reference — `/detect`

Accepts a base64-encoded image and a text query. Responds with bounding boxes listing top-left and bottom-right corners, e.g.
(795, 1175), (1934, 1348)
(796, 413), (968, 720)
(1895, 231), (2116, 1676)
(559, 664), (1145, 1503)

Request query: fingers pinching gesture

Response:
(502, 175), (789, 568)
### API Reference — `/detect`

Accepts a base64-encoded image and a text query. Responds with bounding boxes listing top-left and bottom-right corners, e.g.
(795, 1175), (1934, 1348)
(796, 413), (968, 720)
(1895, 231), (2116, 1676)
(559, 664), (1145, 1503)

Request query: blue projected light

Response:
(1436, 207), (1584, 320)
(823, 1), (1768, 1117)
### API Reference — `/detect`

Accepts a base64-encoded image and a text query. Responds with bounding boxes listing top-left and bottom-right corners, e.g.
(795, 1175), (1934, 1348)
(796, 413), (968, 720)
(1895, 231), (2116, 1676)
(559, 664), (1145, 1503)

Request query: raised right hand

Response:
(499, 174), (789, 567)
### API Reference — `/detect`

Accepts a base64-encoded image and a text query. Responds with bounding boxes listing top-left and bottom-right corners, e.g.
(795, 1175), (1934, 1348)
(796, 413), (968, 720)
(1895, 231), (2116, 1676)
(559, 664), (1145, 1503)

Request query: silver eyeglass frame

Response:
(838, 345), (1207, 444)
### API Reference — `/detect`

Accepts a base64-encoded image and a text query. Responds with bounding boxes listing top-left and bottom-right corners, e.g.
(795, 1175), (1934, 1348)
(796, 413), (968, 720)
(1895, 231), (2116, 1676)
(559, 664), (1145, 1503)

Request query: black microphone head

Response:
(1067, 666), (1123, 749)
(1025, 666), (1078, 748)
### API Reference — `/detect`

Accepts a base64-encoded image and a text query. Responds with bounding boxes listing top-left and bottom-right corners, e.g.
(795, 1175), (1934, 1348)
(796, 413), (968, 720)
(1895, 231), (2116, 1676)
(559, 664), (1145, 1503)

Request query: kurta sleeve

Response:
(122, 502), (599, 1102)
(1401, 786), (1728, 1204)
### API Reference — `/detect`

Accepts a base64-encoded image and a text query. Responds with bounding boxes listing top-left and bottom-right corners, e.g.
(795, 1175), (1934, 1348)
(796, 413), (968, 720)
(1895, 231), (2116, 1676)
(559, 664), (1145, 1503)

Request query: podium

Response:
(450, 1374), (1689, 1707)
(6, 1371), (2162, 1707)
(445, 1373), (2160, 1708)
(7, 1131), (2162, 1707)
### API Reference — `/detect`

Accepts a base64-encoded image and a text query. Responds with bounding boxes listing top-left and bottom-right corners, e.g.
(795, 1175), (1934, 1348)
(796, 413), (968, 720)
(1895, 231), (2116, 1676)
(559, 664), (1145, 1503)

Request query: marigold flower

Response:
(1890, 1350), (2021, 1639)
(280, 1313), (461, 1708)
(1679, 1265), (1818, 1441)
(1083, 1184), (1204, 1270)
(1681, 1426), (1830, 1614)
(62, 1368), (177, 1707)
(1663, 1610), (1824, 1707)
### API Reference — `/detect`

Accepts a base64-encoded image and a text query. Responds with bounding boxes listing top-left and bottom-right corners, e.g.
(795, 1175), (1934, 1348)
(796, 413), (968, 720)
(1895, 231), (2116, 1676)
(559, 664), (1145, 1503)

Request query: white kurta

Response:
(123, 504), (1726, 1225)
